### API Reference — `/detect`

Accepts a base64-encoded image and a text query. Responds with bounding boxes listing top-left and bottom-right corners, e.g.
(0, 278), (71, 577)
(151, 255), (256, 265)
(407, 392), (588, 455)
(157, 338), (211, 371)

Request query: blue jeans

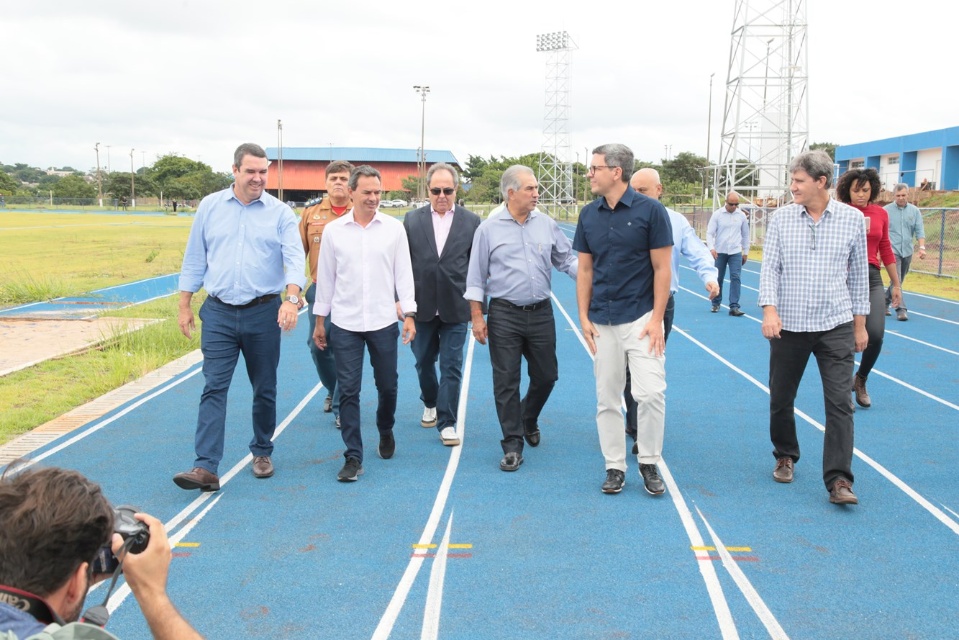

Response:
(411, 316), (468, 430)
(305, 283), (340, 415)
(487, 299), (558, 454)
(885, 254), (912, 311)
(769, 322), (855, 490)
(331, 322), (399, 463)
(711, 252), (743, 309)
(194, 296), (281, 474)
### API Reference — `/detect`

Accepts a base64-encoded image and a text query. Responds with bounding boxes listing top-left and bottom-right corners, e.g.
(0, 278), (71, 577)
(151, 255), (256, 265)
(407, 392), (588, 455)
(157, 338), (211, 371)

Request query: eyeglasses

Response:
(429, 187), (455, 196)
(587, 165), (613, 175)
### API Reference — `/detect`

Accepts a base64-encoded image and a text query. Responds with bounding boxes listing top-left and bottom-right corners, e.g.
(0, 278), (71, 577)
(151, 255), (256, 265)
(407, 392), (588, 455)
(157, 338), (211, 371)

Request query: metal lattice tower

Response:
(714, 0), (809, 208)
(536, 31), (576, 218)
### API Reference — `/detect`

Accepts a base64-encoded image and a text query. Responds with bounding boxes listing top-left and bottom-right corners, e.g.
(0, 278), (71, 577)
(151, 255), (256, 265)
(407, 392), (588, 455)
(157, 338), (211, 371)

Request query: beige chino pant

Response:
(593, 311), (666, 471)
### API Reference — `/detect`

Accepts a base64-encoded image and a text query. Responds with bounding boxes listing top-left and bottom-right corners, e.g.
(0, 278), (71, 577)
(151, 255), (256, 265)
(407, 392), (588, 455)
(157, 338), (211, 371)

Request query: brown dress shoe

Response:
(829, 478), (858, 505)
(853, 374), (871, 408)
(773, 457), (794, 483)
(252, 456), (274, 478)
(173, 467), (220, 491)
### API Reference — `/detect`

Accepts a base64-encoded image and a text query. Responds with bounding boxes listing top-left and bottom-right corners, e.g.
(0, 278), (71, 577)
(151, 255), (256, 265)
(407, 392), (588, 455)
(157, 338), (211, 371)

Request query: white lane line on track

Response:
(93, 384), (323, 611)
(907, 291), (959, 305)
(696, 508), (789, 640)
(551, 293), (741, 639)
(104, 493), (225, 613)
(14, 368), (204, 470)
(677, 285), (959, 409)
(372, 336), (477, 640)
(904, 310), (959, 326)
(421, 511), (454, 640)
(884, 330), (959, 357)
(674, 327), (959, 537)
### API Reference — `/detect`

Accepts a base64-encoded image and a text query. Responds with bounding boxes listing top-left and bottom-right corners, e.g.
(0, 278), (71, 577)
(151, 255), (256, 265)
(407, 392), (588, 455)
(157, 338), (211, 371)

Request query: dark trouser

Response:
(331, 322), (399, 463)
(625, 293), (674, 435)
(857, 266), (886, 381)
(711, 252), (743, 309)
(885, 254), (913, 311)
(194, 296), (281, 475)
(769, 322), (856, 491)
(305, 282), (340, 415)
(411, 316), (468, 431)
(487, 299), (558, 455)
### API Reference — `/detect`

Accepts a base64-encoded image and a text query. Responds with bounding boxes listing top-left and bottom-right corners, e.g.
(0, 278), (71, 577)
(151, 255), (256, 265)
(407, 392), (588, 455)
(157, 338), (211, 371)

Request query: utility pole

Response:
(130, 148), (135, 208)
(413, 85), (430, 201)
(94, 142), (103, 207)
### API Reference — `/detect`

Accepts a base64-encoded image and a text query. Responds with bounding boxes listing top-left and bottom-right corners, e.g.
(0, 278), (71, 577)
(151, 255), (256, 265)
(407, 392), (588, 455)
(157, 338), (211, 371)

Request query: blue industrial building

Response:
(835, 126), (959, 191)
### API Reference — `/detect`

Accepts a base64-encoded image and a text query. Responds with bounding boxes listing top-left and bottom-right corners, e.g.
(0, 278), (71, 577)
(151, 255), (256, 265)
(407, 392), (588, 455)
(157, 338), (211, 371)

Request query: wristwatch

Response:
(285, 294), (300, 305)
(404, 312), (417, 319)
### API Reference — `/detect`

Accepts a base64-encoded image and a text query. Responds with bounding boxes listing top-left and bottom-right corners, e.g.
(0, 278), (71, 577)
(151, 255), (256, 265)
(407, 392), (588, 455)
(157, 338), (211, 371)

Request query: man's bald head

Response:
(630, 167), (663, 200)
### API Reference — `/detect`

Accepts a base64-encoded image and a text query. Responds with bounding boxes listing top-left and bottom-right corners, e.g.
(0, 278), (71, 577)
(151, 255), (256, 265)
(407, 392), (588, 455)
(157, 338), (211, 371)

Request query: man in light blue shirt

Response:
(465, 165), (577, 472)
(706, 191), (750, 316)
(174, 143), (305, 491)
(883, 183), (927, 321)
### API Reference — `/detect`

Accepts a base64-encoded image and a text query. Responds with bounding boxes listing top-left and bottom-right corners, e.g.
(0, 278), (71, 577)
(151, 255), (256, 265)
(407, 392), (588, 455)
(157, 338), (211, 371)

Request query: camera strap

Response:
(0, 584), (65, 626)
(80, 536), (137, 627)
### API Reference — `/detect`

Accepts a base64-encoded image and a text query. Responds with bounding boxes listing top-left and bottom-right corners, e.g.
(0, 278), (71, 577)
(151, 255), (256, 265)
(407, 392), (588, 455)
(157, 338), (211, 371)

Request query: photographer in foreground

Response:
(0, 466), (202, 640)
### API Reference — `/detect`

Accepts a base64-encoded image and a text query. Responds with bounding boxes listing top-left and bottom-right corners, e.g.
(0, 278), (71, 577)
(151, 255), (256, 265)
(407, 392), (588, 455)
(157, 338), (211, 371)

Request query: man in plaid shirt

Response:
(758, 150), (870, 506)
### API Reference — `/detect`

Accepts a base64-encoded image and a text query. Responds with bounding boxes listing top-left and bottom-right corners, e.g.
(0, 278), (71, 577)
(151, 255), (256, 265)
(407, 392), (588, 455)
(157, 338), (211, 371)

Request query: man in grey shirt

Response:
(883, 183), (926, 321)
(465, 165), (577, 472)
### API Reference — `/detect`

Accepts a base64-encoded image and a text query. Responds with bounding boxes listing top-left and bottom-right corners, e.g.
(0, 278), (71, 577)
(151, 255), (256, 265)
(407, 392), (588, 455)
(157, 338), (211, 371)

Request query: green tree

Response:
(52, 174), (96, 199)
(809, 142), (837, 161)
(147, 154), (230, 200)
(0, 170), (19, 195)
(661, 151), (708, 185)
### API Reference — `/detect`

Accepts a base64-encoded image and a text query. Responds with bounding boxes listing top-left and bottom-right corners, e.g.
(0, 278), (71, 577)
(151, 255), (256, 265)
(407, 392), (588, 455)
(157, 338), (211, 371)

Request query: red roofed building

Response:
(264, 146), (461, 203)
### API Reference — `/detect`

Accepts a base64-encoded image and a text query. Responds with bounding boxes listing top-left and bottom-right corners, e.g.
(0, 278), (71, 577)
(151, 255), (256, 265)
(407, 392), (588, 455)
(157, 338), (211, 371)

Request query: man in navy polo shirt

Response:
(574, 143), (673, 496)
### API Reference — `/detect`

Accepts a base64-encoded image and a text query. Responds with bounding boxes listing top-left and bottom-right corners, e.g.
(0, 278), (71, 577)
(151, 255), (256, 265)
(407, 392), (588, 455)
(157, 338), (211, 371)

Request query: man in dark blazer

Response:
(404, 162), (482, 446)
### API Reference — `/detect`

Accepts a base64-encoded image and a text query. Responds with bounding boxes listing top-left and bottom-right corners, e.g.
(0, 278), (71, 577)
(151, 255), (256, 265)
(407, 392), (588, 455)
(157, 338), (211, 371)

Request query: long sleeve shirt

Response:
(706, 206), (750, 255)
(854, 203), (895, 269)
(464, 208), (577, 306)
(883, 201), (926, 258)
(667, 208), (718, 294)
(758, 199), (870, 332)
(178, 185), (304, 303)
(313, 210), (416, 332)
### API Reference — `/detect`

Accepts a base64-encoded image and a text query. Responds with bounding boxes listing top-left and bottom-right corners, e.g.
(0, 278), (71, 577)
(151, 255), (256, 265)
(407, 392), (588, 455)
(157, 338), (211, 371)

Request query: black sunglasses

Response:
(429, 187), (455, 196)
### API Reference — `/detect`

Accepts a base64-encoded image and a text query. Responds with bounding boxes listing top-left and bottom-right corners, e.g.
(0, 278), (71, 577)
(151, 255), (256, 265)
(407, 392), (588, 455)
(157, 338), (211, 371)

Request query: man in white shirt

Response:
(706, 191), (750, 316)
(313, 166), (417, 482)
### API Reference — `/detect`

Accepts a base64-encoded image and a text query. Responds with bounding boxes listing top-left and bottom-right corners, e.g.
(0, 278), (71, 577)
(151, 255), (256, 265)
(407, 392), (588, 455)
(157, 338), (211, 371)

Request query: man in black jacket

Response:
(404, 163), (481, 445)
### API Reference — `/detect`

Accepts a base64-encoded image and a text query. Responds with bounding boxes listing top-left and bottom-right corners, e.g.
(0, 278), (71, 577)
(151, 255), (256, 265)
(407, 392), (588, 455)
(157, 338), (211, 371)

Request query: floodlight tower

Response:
(715, 0), (809, 209)
(536, 31), (576, 218)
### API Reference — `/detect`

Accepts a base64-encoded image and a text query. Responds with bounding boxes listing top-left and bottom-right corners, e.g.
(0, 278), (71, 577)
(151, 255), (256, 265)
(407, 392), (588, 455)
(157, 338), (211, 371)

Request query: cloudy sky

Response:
(2, 0), (954, 175)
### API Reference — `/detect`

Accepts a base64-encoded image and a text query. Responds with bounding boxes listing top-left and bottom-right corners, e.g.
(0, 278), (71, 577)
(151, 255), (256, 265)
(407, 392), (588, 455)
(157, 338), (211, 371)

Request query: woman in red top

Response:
(836, 168), (902, 408)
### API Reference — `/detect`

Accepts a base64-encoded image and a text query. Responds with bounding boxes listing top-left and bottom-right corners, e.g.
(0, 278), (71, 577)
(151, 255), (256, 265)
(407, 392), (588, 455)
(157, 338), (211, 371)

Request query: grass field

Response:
(1, 209), (957, 445)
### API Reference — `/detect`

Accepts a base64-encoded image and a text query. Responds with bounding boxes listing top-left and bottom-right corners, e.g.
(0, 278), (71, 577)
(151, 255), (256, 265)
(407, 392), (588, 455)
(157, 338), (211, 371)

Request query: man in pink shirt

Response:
(404, 163), (481, 446)
(312, 165), (417, 482)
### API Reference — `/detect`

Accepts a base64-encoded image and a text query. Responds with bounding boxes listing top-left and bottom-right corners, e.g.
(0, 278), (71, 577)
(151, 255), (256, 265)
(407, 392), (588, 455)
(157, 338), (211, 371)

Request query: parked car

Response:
(390, 199), (408, 207)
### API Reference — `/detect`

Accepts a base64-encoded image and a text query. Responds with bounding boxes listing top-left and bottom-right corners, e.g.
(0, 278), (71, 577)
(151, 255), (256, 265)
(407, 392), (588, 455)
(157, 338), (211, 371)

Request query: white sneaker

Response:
(439, 426), (460, 446)
(421, 406), (437, 428)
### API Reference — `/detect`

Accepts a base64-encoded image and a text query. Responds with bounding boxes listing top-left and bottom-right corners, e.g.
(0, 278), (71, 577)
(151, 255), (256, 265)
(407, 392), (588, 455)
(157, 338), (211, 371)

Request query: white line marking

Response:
(421, 512), (454, 640)
(105, 493), (225, 613)
(551, 292), (740, 638)
(674, 327), (959, 537)
(885, 330), (959, 357)
(696, 508), (789, 639)
(12, 368), (204, 470)
(372, 337), (476, 639)
(99, 384), (323, 613)
(906, 291), (959, 306)
(904, 310), (959, 326)
(862, 367), (959, 411)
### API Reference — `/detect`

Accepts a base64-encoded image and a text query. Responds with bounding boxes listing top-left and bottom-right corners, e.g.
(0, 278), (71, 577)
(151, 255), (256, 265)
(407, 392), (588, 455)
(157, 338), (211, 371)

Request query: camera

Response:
(90, 505), (150, 575)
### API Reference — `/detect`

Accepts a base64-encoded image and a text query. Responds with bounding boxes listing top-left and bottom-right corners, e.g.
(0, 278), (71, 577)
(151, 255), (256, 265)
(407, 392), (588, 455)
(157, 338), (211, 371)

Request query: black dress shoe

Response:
(524, 428), (541, 447)
(729, 308), (745, 317)
(173, 467), (220, 491)
(601, 469), (625, 494)
(499, 452), (523, 472)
